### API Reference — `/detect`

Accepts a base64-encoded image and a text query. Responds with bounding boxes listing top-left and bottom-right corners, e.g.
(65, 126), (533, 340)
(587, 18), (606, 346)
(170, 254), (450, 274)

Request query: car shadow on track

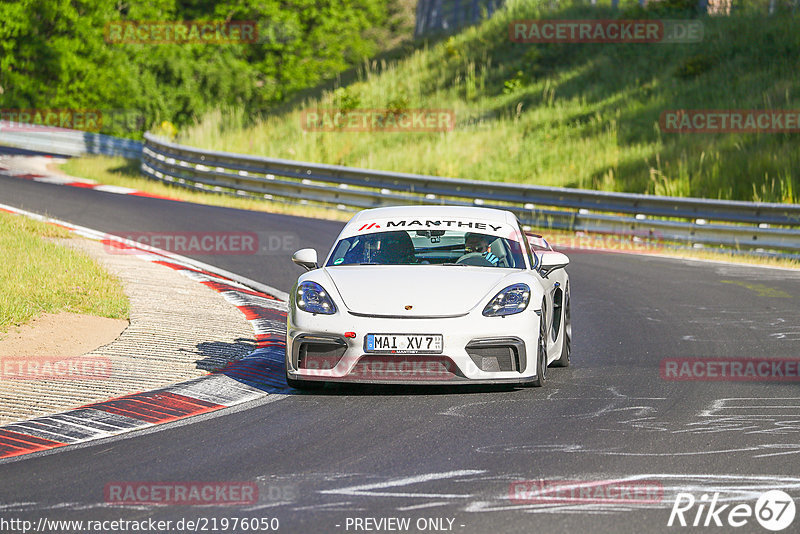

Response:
(310, 383), (526, 396)
(195, 340), (292, 394)
(194, 339), (259, 373)
(194, 339), (529, 397)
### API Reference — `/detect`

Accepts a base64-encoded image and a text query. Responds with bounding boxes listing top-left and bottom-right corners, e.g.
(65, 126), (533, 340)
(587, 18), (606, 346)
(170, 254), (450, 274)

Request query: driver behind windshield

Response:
(462, 233), (501, 266)
(364, 231), (417, 264)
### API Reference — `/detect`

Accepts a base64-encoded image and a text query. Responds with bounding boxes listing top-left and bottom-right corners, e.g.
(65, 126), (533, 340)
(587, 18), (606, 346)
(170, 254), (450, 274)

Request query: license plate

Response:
(365, 334), (443, 354)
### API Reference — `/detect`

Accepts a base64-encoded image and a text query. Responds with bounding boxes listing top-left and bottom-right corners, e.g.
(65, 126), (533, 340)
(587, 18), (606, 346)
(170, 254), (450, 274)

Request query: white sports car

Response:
(285, 206), (571, 388)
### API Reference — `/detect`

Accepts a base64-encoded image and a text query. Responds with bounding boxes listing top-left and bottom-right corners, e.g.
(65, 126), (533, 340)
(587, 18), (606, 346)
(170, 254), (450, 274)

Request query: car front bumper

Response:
(286, 309), (542, 385)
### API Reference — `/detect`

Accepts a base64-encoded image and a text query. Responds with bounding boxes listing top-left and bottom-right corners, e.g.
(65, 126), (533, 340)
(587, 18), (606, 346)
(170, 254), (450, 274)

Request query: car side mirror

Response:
(292, 248), (318, 271)
(538, 251), (570, 278)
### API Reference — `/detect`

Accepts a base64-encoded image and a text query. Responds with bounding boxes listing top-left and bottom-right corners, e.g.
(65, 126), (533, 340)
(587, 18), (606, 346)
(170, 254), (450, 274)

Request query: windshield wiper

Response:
(438, 263), (467, 266)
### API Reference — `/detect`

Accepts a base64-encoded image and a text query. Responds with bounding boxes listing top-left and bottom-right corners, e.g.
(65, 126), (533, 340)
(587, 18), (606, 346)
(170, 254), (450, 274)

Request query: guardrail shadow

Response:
(0, 145), (73, 158)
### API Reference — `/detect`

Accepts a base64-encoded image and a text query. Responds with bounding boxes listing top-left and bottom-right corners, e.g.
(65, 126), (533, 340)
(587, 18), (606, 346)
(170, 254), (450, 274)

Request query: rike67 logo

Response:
(668, 490), (796, 531)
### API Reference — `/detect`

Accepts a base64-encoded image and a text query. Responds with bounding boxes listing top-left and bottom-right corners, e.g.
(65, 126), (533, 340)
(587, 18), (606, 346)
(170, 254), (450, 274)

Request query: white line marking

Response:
(397, 501), (451, 511)
(92, 185), (139, 194)
(320, 470), (485, 498)
(241, 501), (293, 511)
(292, 501), (362, 511)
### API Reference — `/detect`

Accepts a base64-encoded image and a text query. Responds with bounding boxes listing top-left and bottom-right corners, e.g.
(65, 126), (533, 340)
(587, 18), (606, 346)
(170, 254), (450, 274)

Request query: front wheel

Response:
(531, 302), (547, 387)
(551, 284), (571, 368)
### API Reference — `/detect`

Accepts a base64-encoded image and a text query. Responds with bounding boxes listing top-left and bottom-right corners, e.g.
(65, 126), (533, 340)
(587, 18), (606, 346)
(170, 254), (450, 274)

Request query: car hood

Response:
(323, 265), (515, 317)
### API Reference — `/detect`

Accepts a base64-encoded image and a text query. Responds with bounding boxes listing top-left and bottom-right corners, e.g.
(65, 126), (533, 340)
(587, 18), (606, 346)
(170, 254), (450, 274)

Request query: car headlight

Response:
(482, 283), (530, 317)
(296, 281), (337, 314)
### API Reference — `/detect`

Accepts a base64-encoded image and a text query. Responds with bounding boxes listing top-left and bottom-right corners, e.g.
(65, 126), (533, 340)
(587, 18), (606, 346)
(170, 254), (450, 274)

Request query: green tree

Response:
(0, 0), (391, 137)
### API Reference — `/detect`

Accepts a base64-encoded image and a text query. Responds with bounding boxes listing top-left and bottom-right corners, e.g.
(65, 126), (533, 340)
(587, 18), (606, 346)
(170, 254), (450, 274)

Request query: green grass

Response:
(59, 156), (352, 222)
(0, 212), (130, 333)
(177, 0), (800, 204)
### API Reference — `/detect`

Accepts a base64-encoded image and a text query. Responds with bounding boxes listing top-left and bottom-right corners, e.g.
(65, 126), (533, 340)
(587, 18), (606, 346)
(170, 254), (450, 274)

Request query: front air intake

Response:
(465, 337), (526, 373)
(293, 335), (347, 370)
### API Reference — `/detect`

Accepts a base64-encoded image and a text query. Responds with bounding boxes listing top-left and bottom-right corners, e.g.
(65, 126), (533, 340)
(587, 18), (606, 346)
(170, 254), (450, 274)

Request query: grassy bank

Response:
(178, 1), (800, 204)
(0, 212), (129, 333)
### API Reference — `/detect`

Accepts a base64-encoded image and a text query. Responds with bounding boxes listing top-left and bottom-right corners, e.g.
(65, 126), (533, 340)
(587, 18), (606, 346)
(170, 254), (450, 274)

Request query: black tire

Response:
(285, 372), (325, 390)
(531, 302), (548, 387)
(551, 284), (571, 368)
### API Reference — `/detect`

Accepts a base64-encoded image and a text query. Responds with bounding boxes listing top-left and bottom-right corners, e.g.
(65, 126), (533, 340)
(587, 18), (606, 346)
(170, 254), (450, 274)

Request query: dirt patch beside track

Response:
(0, 312), (128, 358)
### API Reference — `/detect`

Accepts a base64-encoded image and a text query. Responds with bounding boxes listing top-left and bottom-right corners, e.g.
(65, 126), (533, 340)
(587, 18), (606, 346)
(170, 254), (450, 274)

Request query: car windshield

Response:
(325, 229), (526, 268)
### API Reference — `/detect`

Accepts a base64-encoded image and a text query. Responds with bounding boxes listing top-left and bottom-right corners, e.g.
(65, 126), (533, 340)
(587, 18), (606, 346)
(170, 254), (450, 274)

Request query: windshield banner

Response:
(342, 218), (517, 239)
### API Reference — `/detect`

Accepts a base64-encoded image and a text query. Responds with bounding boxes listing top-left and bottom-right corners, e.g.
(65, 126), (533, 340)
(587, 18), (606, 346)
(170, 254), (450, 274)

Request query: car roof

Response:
(347, 205), (518, 227)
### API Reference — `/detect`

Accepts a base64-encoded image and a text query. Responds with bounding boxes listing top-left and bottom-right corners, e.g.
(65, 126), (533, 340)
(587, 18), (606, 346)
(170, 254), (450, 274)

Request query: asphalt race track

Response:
(1, 167), (800, 534)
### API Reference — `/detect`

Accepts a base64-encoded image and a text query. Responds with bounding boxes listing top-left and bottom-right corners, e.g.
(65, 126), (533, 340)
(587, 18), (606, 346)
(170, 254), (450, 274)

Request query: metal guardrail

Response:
(2, 124), (797, 254)
(141, 133), (800, 253)
(0, 123), (142, 159)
